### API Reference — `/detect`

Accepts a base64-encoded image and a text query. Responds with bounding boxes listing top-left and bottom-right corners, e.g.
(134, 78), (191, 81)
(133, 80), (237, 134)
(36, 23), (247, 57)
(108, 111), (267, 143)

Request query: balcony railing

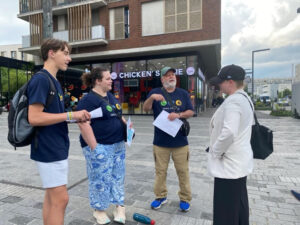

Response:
(19, 0), (42, 14)
(53, 30), (69, 41)
(92, 25), (105, 39)
(20, 0), (107, 14)
(53, 0), (90, 7)
(22, 25), (106, 48)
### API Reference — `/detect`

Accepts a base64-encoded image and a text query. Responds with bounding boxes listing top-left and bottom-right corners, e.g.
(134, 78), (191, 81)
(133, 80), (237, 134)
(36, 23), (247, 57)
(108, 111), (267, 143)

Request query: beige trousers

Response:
(153, 145), (192, 203)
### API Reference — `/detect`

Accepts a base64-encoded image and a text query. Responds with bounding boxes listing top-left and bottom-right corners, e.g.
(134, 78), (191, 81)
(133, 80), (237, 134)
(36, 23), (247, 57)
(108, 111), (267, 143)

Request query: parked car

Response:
(259, 96), (271, 105)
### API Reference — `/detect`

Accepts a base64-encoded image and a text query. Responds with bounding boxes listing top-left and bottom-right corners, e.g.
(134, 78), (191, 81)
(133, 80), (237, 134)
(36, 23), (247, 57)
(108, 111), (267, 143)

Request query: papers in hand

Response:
(126, 116), (135, 146)
(90, 107), (103, 119)
(67, 107), (103, 123)
(153, 110), (183, 137)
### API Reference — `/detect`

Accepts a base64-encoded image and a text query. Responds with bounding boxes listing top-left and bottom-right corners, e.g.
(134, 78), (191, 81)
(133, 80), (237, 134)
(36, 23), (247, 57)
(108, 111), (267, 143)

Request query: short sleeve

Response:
(27, 74), (49, 106)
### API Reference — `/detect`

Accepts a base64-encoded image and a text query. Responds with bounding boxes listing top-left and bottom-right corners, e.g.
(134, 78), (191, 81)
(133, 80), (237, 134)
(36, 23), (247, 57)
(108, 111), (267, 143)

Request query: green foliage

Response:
(270, 109), (293, 117)
(0, 66), (31, 97)
(278, 88), (291, 98)
(254, 101), (272, 110)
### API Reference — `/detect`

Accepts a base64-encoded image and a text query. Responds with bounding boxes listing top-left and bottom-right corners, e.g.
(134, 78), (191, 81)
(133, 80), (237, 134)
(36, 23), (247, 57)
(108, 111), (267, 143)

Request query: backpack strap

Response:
(38, 71), (57, 109)
(33, 70), (57, 150)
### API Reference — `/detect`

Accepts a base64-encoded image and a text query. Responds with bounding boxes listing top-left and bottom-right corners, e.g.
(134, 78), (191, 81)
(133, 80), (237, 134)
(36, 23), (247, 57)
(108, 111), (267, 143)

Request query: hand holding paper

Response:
(68, 107), (103, 123)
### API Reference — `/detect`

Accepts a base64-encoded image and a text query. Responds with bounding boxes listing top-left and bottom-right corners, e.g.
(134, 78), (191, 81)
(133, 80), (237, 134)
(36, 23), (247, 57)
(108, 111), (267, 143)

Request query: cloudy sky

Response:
(0, 0), (299, 79)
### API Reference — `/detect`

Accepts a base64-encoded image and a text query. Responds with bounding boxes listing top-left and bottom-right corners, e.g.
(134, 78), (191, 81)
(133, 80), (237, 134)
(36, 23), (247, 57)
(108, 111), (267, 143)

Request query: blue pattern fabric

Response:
(82, 141), (126, 210)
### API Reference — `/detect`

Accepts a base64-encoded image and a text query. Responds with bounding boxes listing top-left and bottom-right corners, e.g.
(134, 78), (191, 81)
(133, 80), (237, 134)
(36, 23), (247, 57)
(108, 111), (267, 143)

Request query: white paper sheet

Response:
(90, 107), (103, 119)
(126, 116), (135, 146)
(68, 107), (103, 123)
(152, 110), (183, 137)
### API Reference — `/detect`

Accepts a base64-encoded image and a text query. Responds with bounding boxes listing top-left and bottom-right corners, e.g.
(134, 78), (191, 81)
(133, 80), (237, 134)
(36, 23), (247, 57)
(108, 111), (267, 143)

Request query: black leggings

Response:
(213, 176), (249, 225)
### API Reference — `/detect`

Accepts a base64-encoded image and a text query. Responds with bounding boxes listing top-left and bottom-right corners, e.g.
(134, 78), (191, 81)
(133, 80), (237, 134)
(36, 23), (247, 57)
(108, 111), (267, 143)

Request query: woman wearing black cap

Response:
(208, 64), (254, 225)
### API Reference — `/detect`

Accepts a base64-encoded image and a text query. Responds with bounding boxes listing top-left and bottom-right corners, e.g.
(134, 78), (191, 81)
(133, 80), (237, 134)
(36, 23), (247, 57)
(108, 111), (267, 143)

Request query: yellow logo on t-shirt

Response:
(58, 93), (63, 101)
(176, 100), (182, 106)
(116, 103), (121, 110)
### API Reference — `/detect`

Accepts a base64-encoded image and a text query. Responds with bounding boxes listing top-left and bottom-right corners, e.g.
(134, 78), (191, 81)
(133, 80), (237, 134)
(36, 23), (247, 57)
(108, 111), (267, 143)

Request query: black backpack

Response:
(7, 71), (56, 149)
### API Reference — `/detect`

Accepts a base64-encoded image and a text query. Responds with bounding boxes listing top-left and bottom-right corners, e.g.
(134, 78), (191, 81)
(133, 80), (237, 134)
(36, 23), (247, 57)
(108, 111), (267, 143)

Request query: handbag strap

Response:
(161, 87), (179, 112)
(237, 92), (259, 125)
(90, 90), (123, 120)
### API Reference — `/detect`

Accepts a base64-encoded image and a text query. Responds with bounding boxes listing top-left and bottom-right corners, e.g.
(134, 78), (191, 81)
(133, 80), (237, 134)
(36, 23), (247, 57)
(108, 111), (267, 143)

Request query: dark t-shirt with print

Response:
(147, 87), (194, 147)
(76, 91), (124, 147)
(27, 69), (69, 163)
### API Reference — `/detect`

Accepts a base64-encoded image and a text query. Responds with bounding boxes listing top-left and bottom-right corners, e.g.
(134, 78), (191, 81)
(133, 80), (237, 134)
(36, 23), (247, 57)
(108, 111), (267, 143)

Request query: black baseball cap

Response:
(210, 64), (245, 85)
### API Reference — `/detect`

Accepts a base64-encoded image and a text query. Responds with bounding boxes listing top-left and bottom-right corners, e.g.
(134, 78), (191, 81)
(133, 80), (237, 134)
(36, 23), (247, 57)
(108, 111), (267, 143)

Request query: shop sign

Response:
(111, 67), (195, 80)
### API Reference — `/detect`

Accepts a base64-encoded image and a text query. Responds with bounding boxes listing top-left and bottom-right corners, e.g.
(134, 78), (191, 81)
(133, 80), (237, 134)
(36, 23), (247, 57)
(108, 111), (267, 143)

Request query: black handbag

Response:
(239, 93), (273, 160)
(180, 118), (190, 136)
(161, 88), (190, 136)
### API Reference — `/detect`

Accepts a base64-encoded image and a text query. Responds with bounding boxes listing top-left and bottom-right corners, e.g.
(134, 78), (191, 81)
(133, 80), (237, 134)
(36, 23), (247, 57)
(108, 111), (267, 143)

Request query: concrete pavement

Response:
(0, 110), (299, 225)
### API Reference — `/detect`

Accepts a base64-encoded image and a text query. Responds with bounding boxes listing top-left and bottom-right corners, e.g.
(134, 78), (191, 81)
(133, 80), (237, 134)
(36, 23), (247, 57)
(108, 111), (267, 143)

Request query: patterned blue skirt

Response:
(82, 141), (126, 210)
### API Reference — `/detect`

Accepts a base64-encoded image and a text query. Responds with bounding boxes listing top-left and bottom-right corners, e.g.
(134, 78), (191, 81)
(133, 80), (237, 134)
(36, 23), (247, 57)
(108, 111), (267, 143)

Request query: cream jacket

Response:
(207, 89), (254, 179)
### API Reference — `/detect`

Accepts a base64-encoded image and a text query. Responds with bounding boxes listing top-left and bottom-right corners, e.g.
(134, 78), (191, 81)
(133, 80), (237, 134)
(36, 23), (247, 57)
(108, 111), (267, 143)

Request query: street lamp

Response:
(251, 48), (270, 99)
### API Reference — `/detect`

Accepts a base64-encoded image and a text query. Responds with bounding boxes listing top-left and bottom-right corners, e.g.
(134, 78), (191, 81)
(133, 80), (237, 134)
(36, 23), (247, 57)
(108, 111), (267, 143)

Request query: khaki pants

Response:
(153, 145), (192, 203)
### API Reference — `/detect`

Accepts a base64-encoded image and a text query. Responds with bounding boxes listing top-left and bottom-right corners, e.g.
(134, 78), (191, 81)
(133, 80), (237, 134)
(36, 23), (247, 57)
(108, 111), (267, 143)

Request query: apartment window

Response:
(109, 7), (129, 40)
(11, 51), (17, 59)
(1, 51), (5, 57)
(165, 0), (202, 33)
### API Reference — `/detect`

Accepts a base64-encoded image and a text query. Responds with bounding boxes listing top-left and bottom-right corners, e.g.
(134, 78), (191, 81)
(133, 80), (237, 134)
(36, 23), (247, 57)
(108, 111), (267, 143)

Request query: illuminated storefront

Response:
(63, 54), (205, 115)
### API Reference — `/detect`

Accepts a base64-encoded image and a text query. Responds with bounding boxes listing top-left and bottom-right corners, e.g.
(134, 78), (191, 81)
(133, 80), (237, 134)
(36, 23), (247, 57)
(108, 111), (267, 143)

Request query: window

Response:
(11, 51), (17, 59)
(124, 79), (138, 87)
(1, 51), (6, 57)
(109, 7), (129, 40)
(165, 0), (202, 33)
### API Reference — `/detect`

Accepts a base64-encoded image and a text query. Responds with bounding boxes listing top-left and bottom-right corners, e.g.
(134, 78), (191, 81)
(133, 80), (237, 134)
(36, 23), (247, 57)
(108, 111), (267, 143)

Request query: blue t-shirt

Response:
(27, 69), (69, 163)
(148, 87), (194, 147)
(76, 91), (124, 147)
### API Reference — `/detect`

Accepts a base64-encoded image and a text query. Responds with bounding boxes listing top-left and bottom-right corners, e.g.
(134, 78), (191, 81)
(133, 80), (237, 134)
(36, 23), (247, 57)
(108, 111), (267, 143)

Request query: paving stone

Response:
(67, 219), (95, 225)
(0, 113), (300, 224)
(9, 215), (34, 225)
(0, 196), (23, 204)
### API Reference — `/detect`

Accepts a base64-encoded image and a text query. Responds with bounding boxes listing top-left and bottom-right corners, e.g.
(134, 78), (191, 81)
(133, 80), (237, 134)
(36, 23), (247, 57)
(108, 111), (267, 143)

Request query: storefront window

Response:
(112, 60), (147, 114)
(61, 55), (201, 114)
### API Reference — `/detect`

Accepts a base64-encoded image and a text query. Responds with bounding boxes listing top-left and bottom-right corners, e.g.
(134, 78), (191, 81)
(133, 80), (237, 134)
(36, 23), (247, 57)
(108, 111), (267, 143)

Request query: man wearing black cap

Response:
(208, 64), (254, 225)
(143, 66), (194, 212)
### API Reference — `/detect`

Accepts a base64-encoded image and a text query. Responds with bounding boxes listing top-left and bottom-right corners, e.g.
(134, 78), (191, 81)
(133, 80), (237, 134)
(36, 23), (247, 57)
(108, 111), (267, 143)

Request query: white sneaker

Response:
(113, 205), (126, 224)
(93, 210), (111, 225)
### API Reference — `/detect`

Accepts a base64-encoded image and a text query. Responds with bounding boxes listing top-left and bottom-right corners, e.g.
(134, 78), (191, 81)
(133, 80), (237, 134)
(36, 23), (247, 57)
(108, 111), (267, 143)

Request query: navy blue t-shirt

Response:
(76, 91), (124, 147)
(27, 69), (69, 162)
(148, 87), (194, 147)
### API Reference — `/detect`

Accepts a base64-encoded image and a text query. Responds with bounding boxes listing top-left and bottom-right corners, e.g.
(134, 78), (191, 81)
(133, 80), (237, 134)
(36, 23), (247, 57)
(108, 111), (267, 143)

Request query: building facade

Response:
(0, 44), (34, 62)
(18, 0), (221, 114)
(292, 63), (300, 116)
(246, 78), (292, 100)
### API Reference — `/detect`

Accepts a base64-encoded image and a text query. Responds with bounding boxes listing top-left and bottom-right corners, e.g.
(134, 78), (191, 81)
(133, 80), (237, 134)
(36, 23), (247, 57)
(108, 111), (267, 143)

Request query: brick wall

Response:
(75, 0), (221, 54)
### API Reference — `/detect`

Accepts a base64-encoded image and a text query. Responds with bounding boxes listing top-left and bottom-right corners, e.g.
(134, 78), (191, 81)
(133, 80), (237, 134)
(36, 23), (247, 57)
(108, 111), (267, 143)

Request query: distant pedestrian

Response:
(208, 64), (254, 225)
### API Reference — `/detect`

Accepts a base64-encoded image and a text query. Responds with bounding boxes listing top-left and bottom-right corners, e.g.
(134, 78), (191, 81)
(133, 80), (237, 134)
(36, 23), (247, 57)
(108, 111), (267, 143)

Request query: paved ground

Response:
(0, 109), (299, 225)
